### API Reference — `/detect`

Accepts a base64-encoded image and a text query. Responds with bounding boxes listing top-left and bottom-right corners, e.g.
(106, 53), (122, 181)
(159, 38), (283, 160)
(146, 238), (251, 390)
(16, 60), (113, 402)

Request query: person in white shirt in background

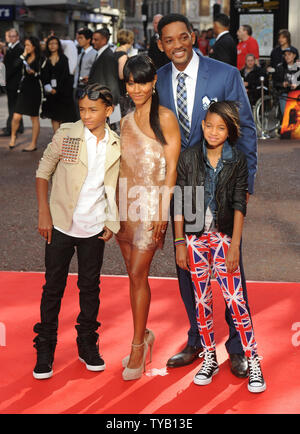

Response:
(60, 38), (78, 77)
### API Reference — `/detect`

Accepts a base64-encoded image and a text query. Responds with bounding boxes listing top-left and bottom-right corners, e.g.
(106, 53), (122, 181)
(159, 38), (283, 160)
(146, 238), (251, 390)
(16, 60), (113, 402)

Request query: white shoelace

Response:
(198, 351), (218, 376)
(248, 355), (263, 382)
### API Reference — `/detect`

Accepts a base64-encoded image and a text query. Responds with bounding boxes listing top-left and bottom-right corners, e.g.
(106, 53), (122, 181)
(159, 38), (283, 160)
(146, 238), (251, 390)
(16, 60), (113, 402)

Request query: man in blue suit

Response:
(156, 14), (257, 377)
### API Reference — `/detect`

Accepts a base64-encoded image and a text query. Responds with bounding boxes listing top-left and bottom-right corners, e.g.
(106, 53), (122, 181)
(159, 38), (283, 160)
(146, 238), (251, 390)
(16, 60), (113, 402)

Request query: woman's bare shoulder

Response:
(158, 105), (178, 124)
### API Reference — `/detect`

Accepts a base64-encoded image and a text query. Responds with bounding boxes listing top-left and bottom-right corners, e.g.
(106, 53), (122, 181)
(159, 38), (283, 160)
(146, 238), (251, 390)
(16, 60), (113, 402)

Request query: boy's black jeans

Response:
(34, 228), (105, 346)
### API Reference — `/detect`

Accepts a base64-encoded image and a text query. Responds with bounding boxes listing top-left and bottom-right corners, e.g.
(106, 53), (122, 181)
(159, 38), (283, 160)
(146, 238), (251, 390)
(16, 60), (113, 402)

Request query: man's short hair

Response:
(94, 28), (111, 42)
(214, 13), (230, 29)
(77, 27), (93, 41)
(9, 28), (19, 36)
(157, 13), (193, 38)
(242, 25), (252, 36)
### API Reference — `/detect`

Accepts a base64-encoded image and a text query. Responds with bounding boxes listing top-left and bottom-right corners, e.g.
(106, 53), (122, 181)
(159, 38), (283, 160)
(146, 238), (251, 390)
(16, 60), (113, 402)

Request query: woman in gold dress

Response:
(116, 55), (181, 380)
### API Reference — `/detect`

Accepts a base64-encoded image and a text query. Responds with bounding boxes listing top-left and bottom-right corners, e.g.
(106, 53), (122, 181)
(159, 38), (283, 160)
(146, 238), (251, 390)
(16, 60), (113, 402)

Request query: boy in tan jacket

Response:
(33, 84), (120, 379)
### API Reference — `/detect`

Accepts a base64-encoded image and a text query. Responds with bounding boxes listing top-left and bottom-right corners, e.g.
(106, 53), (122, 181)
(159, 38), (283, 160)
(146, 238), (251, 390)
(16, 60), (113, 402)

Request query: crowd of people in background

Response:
(194, 14), (300, 121)
(0, 25), (143, 149)
(0, 12), (299, 147)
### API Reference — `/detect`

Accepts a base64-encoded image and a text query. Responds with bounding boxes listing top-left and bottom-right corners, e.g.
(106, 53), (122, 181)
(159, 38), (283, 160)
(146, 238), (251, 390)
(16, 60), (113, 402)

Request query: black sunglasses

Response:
(78, 89), (113, 106)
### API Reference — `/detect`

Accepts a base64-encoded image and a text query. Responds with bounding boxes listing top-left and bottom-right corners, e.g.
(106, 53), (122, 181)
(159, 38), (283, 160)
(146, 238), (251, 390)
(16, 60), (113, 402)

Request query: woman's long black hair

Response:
(24, 36), (42, 63)
(45, 35), (64, 58)
(123, 54), (166, 145)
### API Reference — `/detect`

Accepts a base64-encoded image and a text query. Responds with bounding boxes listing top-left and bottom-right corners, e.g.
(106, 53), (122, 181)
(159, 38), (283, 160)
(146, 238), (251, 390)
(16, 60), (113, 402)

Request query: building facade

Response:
(111, 0), (230, 46)
(0, 0), (120, 40)
(1, 0), (298, 59)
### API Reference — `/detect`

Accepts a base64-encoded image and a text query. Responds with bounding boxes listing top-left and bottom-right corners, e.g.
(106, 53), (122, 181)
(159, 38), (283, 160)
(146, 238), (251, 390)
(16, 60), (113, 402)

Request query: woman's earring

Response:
(152, 87), (156, 95)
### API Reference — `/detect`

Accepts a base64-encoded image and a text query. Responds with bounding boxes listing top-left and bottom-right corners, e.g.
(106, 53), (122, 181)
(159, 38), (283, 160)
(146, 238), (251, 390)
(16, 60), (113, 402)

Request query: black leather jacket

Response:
(175, 143), (248, 237)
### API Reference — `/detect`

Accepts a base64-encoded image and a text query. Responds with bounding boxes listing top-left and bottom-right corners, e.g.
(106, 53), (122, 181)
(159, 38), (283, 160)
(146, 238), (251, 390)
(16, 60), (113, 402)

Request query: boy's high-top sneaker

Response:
(33, 337), (56, 380)
(77, 337), (105, 372)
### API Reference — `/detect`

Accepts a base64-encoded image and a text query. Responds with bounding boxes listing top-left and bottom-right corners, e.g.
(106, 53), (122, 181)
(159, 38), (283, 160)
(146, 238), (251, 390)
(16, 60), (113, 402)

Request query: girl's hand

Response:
(98, 226), (113, 242)
(226, 244), (240, 273)
(176, 244), (190, 271)
(148, 220), (168, 243)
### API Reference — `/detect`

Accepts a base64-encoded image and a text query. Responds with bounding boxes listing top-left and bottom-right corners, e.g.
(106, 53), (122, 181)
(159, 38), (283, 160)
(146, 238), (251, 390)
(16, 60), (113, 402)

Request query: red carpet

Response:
(0, 271), (299, 414)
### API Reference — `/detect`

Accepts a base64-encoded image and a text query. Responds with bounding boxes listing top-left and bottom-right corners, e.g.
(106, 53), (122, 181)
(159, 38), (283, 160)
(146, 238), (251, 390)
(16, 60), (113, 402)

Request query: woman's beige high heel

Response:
(122, 341), (149, 381)
(122, 329), (155, 368)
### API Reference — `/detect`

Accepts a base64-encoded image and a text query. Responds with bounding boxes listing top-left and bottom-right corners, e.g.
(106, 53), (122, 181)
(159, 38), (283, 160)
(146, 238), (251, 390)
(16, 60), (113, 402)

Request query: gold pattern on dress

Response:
(116, 111), (166, 251)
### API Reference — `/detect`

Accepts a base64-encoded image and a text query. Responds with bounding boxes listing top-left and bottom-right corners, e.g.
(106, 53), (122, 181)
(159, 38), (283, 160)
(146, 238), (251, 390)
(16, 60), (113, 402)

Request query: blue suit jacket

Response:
(156, 54), (257, 194)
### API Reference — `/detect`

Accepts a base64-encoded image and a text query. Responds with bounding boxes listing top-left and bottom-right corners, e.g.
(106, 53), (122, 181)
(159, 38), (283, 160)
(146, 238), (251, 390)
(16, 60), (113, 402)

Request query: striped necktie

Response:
(176, 72), (190, 141)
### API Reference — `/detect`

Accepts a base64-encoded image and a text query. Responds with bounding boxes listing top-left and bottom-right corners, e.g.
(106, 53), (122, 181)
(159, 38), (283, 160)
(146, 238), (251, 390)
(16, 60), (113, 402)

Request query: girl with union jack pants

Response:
(174, 101), (266, 393)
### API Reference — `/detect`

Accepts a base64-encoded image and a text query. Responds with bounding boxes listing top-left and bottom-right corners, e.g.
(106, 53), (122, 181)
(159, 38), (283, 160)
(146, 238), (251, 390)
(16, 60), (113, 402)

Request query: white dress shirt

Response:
(60, 40), (78, 75)
(55, 127), (108, 238)
(8, 41), (20, 50)
(171, 50), (200, 126)
(215, 30), (229, 42)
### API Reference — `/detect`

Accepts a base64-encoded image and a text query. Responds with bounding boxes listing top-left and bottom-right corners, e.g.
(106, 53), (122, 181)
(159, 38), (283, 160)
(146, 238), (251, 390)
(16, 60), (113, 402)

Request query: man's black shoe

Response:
(77, 338), (105, 372)
(166, 344), (203, 368)
(229, 353), (248, 378)
(33, 339), (56, 380)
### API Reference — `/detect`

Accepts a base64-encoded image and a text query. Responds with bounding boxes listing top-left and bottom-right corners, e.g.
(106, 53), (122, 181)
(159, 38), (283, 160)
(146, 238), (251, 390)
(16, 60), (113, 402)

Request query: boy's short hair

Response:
(157, 13), (193, 38)
(78, 83), (113, 107)
(77, 27), (93, 41)
(206, 101), (240, 145)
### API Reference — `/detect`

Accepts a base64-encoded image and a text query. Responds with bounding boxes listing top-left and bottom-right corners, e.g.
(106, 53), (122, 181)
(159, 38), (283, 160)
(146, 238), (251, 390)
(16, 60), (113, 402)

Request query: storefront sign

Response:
(0, 5), (14, 21)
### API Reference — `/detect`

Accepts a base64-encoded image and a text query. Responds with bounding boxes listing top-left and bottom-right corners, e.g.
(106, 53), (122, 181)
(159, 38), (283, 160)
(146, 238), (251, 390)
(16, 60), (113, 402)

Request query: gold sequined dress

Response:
(116, 111), (166, 251)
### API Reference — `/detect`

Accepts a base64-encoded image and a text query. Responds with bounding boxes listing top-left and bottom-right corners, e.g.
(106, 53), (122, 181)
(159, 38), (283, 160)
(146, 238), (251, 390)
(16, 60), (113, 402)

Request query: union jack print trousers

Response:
(186, 232), (257, 358)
